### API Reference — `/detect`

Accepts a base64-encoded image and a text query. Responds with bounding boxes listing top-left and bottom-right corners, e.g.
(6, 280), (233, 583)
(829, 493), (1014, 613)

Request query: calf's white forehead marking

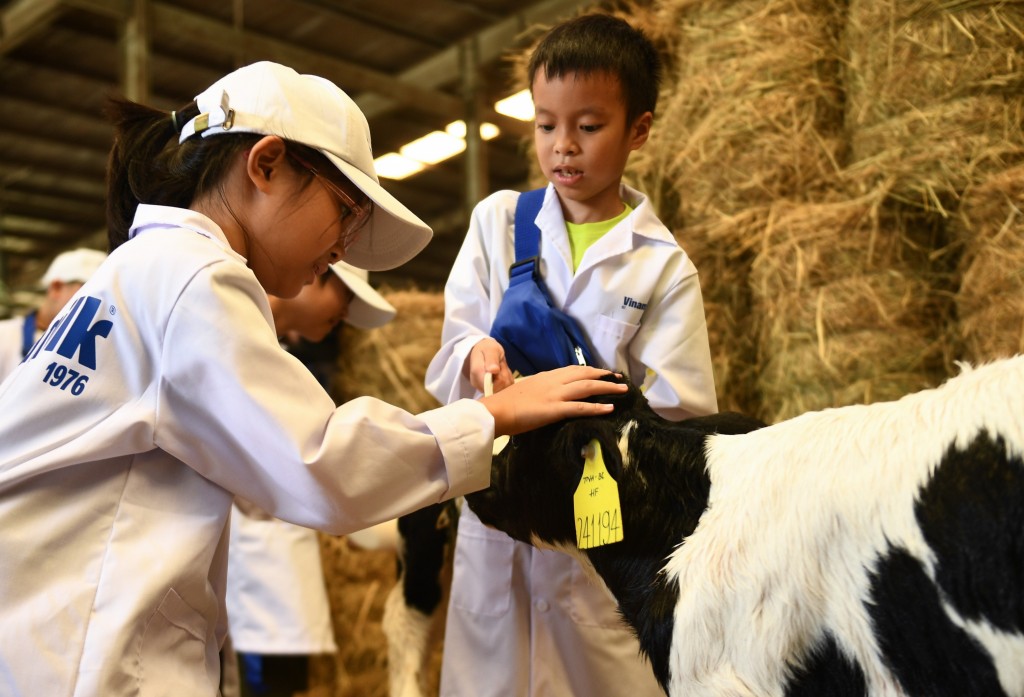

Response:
(618, 420), (637, 470)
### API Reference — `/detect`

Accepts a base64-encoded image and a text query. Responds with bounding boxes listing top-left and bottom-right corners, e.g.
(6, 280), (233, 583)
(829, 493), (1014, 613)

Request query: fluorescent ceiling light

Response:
(374, 152), (425, 180)
(494, 89), (534, 121)
(400, 130), (467, 165)
(378, 92), (533, 178)
(446, 120), (501, 141)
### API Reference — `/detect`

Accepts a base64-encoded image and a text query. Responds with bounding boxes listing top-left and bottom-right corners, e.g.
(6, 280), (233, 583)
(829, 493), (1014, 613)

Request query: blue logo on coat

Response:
(25, 295), (113, 370)
(622, 296), (648, 311)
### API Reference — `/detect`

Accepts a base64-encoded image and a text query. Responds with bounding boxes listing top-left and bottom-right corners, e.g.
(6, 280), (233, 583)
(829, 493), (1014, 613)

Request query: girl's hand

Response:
(468, 337), (515, 394)
(479, 366), (627, 436)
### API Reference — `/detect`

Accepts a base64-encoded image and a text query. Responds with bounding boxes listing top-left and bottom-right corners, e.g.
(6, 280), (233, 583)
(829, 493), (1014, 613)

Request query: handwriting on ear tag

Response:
(573, 439), (623, 549)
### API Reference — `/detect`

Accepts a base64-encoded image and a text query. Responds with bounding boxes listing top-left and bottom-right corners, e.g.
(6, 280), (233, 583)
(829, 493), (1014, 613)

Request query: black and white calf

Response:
(466, 355), (1024, 697)
(380, 501), (458, 697)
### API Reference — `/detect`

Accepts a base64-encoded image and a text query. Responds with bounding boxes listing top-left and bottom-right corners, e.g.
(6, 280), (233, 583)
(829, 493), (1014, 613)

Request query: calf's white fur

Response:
(467, 355), (1024, 696)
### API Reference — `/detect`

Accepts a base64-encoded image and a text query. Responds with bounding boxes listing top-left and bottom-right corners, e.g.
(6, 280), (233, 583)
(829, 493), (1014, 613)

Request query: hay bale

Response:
(751, 185), (952, 423)
(312, 537), (395, 697)
(626, 0), (846, 414)
(844, 0), (1024, 213)
(953, 163), (1024, 361)
(668, 208), (768, 413)
(644, 0), (846, 224)
(332, 288), (445, 413)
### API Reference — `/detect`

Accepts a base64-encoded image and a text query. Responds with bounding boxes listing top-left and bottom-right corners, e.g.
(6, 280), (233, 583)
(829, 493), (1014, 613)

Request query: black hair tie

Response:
(170, 110), (182, 134)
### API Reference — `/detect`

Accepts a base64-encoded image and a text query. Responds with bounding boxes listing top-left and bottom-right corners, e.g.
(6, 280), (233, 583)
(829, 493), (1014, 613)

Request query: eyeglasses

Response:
(288, 152), (372, 252)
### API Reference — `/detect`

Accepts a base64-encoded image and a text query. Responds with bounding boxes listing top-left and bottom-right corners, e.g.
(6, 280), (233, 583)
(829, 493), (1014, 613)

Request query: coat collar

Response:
(128, 205), (246, 263)
(535, 183), (677, 273)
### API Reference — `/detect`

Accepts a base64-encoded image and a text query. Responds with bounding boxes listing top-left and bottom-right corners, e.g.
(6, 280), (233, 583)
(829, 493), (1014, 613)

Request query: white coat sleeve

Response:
(154, 261), (494, 534)
(631, 263), (719, 421)
(425, 192), (516, 405)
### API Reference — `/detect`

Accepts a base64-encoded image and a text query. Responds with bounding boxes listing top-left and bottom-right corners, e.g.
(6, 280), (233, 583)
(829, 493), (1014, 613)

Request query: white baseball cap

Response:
(330, 261), (396, 330)
(178, 61), (432, 272)
(40, 248), (107, 287)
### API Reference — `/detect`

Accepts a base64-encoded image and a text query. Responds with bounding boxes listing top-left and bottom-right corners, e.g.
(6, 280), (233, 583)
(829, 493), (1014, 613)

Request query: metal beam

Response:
(0, 0), (133, 55)
(356, 0), (598, 120)
(2, 0), (553, 136)
(0, 189), (106, 221)
(0, 0), (62, 54)
(121, 0), (151, 102)
(462, 38), (488, 211)
(1, 213), (89, 238)
(148, 4), (468, 122)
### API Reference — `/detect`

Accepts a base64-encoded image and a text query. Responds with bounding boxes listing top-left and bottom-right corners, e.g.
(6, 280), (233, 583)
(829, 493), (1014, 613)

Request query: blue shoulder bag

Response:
(489, 188), (598, 376)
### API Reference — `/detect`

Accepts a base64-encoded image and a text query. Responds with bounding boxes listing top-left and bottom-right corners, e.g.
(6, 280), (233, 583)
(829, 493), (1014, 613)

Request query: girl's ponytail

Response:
(104, 98), (190, 249)
(103, 97), (256, 251)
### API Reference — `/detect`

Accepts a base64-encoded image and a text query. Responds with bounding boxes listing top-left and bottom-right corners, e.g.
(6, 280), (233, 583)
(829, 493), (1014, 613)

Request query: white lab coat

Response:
(0, 205), (493, 697)
(0, 314), (30, 385)
(425, 184), (717, 696)
(226, 503), (336, 655)
(224, 343), (337, 659)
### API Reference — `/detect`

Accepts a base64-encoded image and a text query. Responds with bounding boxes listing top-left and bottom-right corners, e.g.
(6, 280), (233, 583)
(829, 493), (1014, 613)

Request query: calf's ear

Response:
(567, 426), (624, 483)
(596, 432), (625, 482)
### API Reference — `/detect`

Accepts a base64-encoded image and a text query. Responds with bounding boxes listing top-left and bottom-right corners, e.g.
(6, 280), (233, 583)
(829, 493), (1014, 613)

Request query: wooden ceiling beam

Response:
(355, 0), (599, 129)
(0, 0), (62, 54)
(0, 163), (107, 199)
(3, 0), (565, 136)
(148, 4), (470, 122)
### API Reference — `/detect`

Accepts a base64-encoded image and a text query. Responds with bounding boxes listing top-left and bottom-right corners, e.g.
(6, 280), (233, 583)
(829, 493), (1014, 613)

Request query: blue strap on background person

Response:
(21, 311), (37, 359)
(489, 188), (597, 376)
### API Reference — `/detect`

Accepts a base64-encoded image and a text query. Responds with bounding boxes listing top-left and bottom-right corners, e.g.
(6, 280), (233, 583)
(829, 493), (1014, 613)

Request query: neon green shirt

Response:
(566, 204), (633, 272)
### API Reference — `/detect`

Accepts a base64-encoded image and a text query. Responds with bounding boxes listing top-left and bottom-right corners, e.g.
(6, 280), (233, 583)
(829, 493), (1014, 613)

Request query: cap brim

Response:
(324, 153), (433, 272)
(329, 263), (397, 329)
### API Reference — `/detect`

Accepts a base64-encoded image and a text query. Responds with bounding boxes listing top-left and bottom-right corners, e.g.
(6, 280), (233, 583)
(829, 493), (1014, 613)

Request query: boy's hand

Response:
(479, 366), (627, 437)
(469, 337), (515, 394)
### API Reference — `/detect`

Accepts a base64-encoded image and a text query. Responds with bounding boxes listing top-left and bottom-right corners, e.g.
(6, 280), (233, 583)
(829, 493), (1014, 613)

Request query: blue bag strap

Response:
(21, 311), (37, 358)
(513, 188), (546, 264)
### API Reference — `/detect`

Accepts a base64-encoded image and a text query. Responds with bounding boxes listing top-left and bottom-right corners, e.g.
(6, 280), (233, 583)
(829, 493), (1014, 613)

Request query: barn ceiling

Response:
(0, 0), (611, 309)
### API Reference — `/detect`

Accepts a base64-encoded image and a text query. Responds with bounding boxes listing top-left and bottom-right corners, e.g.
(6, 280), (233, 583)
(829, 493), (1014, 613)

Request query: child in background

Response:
(0, 248), (107, 384)
(0, 60), (626, 696)
(425, 14), (718, 696)
(226, 261), (397, 697)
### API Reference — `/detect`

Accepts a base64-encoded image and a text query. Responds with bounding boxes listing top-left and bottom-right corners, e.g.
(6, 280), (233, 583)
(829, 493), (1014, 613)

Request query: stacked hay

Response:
(310, 540), (394, 697)
(331, 288), (446, 414)
(953, 163), (1024, 361)
(629, 0), (1024, 424)
(843, 0), (1024, 215)
(629, 0), (847, 414)
(750, 184), (949, 422)
(311, 287), (447, 697)
(745, 0), (1022, 423)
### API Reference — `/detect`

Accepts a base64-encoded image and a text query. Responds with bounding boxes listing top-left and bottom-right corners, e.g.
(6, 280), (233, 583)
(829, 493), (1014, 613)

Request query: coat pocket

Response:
(450, 508), (515, 617)
(137, 588), (214, 697)
(592, 313), (641, 343)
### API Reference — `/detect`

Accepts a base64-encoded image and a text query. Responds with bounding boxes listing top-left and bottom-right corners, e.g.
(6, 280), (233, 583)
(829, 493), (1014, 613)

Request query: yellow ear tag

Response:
(573, 439), (624, 549)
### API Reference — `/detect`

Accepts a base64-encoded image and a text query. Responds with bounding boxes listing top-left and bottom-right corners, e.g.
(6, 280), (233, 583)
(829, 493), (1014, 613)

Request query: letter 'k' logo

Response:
(25, 295), (113, 370)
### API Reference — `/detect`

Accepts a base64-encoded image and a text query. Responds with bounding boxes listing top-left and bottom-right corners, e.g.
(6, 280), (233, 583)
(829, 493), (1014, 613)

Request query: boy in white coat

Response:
(0, 60), (626, 697)
(425, 14), (718, 696)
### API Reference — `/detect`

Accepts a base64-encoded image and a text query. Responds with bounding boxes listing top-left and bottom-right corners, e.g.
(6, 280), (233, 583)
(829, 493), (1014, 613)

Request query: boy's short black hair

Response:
(527, 13), (661, 124)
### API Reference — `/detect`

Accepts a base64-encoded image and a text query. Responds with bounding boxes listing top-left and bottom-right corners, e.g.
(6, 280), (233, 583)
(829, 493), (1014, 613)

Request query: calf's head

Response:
(468, 377), (682, 553)
(467, 376), (764, 557)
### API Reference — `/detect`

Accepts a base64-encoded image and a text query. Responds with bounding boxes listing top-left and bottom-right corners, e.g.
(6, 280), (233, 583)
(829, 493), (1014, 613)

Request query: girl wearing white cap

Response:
(0, 61), (625, 697)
